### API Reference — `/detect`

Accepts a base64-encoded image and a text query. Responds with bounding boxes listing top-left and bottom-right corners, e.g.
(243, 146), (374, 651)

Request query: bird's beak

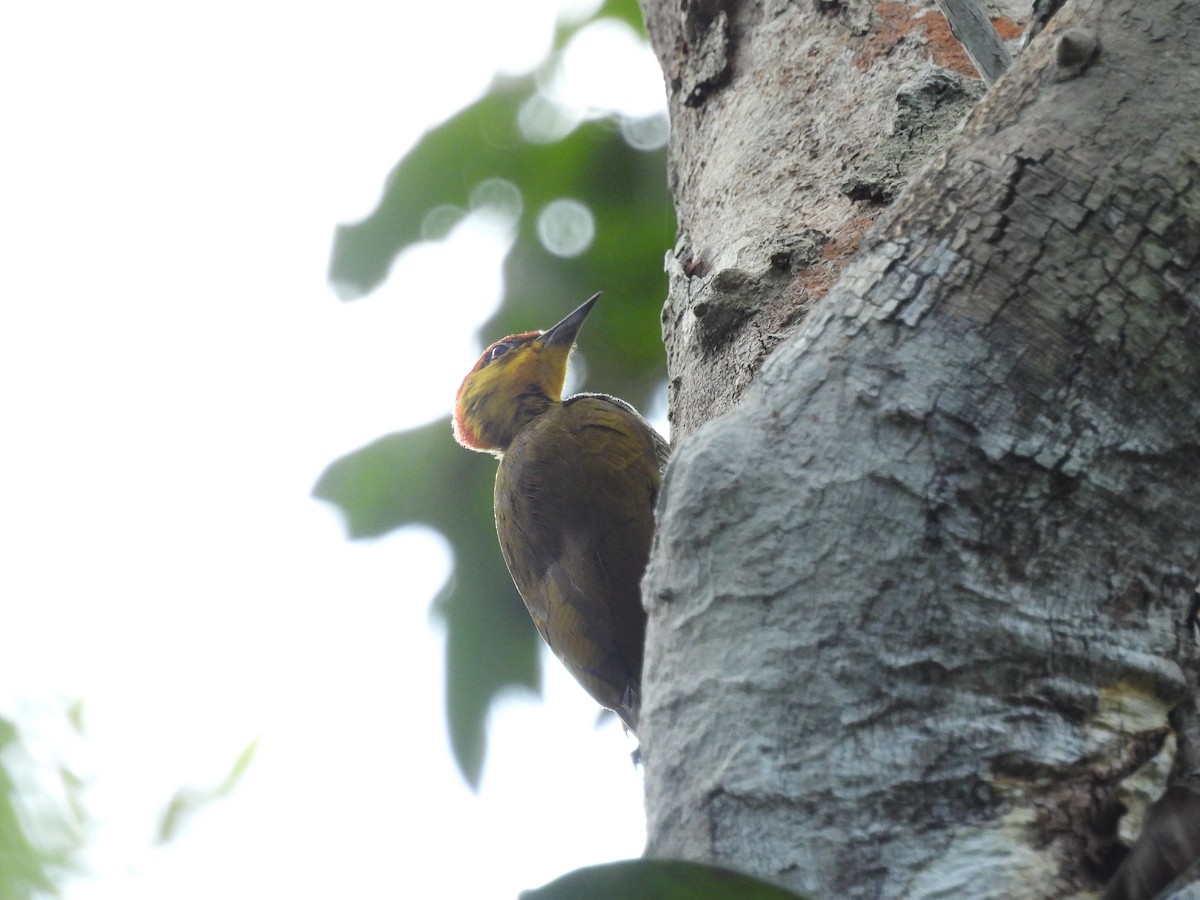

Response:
(540, 292), (601, 348)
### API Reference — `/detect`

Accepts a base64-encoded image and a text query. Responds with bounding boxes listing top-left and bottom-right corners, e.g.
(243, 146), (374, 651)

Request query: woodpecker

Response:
(452, 293), (668, 733)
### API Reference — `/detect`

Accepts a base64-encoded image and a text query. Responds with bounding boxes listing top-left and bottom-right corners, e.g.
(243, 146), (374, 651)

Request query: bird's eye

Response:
(489, 343), (510, 361)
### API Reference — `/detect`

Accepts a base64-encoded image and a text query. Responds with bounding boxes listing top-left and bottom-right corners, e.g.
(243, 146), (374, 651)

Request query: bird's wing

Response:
(495, 395), (665, 729)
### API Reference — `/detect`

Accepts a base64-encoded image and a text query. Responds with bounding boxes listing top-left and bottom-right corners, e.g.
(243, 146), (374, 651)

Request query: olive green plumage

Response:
(453, 294), (668, 732)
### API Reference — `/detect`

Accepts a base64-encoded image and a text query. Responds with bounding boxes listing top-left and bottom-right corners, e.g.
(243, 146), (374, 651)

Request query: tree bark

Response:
(640, 0), (1200, 897)
(646, 0), (1026, 438)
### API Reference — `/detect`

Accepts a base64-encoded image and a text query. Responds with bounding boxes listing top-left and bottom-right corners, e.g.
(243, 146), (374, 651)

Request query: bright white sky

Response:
(0, 2), (666, 897)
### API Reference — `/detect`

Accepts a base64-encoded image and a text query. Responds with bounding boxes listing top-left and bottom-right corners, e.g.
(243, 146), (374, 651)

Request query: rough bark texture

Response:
(645, 0), (1027, 438)
(641, 0), (1200, 897)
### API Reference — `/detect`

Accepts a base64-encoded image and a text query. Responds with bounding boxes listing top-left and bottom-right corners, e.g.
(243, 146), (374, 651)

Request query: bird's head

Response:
(453, 292), (599, 455)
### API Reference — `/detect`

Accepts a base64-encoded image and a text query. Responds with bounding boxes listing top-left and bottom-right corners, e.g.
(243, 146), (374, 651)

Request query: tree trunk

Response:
(639, 0), (1200, 897)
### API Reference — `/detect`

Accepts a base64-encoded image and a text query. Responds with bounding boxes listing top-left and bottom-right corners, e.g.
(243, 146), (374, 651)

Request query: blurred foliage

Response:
(0, 715), (83, 900)
(521, 859), (811, 899)
(316, 0), (674, 787)
(157, 738), (259, 844)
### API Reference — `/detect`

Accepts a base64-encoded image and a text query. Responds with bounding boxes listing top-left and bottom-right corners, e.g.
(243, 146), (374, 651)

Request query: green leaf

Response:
(521, 859), (811, 900)
(156, 739), (259, 844)
(0, 715), (83, 900)
(328, 0), (659, 301)
(599, 0), (650, 32)
(213, 738), (259, 798)
(329, 90), (673, 342)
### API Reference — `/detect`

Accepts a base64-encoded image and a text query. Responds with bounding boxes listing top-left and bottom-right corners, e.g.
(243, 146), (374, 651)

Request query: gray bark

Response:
(640, 0), (1200, 897)
(647, 0), (1026, 438)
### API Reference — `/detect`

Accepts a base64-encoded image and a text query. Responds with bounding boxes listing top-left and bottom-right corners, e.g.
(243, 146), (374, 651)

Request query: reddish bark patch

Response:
(792, 213), (878, 303)
(917, 7), (979, 76)
(992, 17), (1024, 41)
(820, 213), (876, 268)
(853, 2), (913, 72)
(754, 213), (878, 375)
(853, 4), (1022, 79)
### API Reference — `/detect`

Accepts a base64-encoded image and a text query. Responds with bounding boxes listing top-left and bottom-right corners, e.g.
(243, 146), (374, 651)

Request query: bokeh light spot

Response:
(620, 113), (669, 151)
(517, 92), (580, 143)
(469, 178), (523, 227)
(536, 199), (594, 257)
(420, 205), (466, 241)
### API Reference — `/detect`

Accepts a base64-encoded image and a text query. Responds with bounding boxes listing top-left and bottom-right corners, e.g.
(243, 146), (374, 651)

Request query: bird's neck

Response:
(484, 386), (558, 456)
